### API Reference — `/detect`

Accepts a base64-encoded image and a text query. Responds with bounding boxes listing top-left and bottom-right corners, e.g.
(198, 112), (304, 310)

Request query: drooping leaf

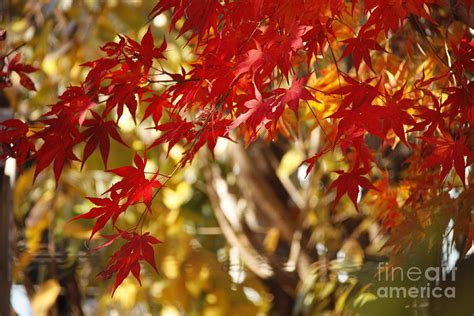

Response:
(329, 168), (378, 211)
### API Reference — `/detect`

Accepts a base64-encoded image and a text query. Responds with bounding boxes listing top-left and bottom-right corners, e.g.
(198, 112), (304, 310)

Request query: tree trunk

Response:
(0, 172), (13, 316)
(0, 94), (14, 316)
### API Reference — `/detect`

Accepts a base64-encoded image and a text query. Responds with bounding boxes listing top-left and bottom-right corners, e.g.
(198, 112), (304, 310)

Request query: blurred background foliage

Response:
(2, 0), (473, 315)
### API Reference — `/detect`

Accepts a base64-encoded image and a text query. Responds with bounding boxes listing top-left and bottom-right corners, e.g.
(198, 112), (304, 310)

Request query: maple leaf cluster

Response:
(94, 231), (161, 296)
(1, 1), (474, 293)
(0, 32), (37, 91)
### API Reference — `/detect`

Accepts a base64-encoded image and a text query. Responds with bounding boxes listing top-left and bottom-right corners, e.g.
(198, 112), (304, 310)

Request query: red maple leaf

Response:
(340, 134), (375, 169)
(451, 37), (474, 76)
(7, 53), (37, 91)
(270, 25), (312, 78)
(72, 192), (125, 239)
(149, 115), (196, 154)
(142, 93), (172, 124)
(329, 168), (377, 211)
(81, 111), (128, 168)
(0, 119), (33, 167)
(330, 103), (385, 144)
(302, 150), (326, 177)
(228, 83), (274, 136)
(276, 75), (316, 112)
(412, 94), (448, 136)
(49, 85), (96, 126)
(233, 41), (269, 80)
(379, 86), (416, 143)
(363, 0), (436, 35)
(422, 130), (472, 185)
(329, 74), (380, 110)
(102, 57), (150, 122)
(443, 81), (474, 126)
(340, 28), (385, 73)
(82, 57), (120, 91)
(184, 117), (232, 163)
(124, 26), (167, 73)
(95, 231), (161, 295)
(107, 153), (162, 207)
(33, 113), (81, 182)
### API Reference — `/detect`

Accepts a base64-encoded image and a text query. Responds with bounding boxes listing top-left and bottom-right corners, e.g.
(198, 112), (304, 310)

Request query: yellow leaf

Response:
(41, 55), (58, 76)
(203, 305), (225, 316)
(31, 280), (61, 316)
(14, 167), (35, 218)
(161, 305), (180, 316)
(340, 238), (364, 266)
(263, 228), (280, 254)
(162, 256), (179, 279)
(277, 149), (304, 178)
(163, 182), (192, 210)
(15, 192), (53, 277)
(113, 278), (139, 310)
(353, 292), (377, 308)
(62, 220), (92, 239)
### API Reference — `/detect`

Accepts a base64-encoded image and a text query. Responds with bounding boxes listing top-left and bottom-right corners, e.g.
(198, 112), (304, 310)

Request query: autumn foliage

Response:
(1, 0), (473, 294)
